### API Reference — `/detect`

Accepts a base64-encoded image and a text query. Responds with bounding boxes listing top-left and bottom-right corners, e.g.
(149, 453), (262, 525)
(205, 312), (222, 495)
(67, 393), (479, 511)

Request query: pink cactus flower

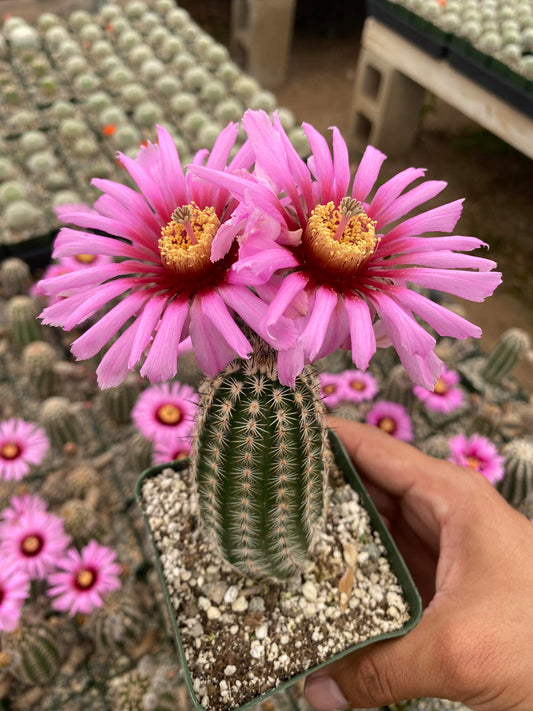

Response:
(132, 381), (198, 442)
(319, 373), (346, 409)
(152, 436), (192, 465)
(0, 509), (70, 580)
(1, 494), (48, 525)
(0, 419), (49, 482)
(366, 401), (414, 442)
(0, 560), (30, 632)
(340, 369), (379, 403)
(38, 124), (296, 388)
(192, 110), (501, 388)
(413, 365), (464, 413)
(448, 433), (504, 484)
(47, 540), (121, 616)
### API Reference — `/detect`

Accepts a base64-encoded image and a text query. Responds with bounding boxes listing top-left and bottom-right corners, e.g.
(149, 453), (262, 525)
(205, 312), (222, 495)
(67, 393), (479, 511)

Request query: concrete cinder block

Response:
(231, 0), (296, 89)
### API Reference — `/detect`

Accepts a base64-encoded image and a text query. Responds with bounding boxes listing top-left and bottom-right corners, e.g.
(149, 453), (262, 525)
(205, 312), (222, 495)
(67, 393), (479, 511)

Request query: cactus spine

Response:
(498, 438), (533, 506)
(23, 341), (56, 398)
(2, 624), (62, 685)
(481, 328), (531, 384)
(100, 374), (140, 425)
(85, 587), (144, 651)
(0, 257), (31, 297)
(7, 296), (42, 349)
(39, 396), (80, 447)
(382, 364), (415, 412)
(191, 338), (329, 581)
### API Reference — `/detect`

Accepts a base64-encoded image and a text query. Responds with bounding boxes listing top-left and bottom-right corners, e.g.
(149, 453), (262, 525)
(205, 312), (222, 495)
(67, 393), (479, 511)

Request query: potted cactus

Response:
(37, 110), (501, 709)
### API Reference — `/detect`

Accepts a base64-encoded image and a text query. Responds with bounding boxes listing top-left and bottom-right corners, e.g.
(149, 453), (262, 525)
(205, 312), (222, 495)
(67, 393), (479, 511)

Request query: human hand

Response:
(305, 416), (533, 711)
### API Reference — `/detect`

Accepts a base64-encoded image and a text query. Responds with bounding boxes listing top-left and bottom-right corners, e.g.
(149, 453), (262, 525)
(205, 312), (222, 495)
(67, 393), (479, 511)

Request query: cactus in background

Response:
(519, 491), (533, 519)
(382, 364), (415, 412)
(7, 296), (42, 348)
(85, 587), (145, 651)
(191, 338), (329, 581)
(498, 438), (533, 507)
(1, 624), (63, 685)
(22, 341), (56, 398)
(100, 374), (140, 425)
(128, 433), (153, 473)
(39, 396), (80, 447)
(0, 258), (31, 297)
(419, 435), (451, 459)
(59, 499), (105, 545)
(481, 328), (531, 385)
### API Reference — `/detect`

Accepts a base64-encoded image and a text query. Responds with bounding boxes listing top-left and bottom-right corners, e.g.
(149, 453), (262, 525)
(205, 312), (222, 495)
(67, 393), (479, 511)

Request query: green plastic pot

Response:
(136, 429), (423, 711)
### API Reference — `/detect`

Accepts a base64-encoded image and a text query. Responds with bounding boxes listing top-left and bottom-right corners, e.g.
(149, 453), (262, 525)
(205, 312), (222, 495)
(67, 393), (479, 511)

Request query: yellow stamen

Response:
(22, 535), (41, 554)
(159, 201), (220, 280)
(303, 200), (378, 276)
(433, 378), (448, 395)
(322, 384), (336, 395)
(76, 569), (95, 589)
(350, 380), (365, 391)
(157, 403), (182, 425)
(0, 442), (19, 460)
(378, 417), (396, 434)
(75, 254), (97, 264)
(175, 451), (188, 461)
(466, 456), (480, 470)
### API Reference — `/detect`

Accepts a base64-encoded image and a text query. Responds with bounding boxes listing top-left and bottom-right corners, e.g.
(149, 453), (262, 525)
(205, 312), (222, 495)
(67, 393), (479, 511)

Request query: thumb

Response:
(305, 609), (446, 709)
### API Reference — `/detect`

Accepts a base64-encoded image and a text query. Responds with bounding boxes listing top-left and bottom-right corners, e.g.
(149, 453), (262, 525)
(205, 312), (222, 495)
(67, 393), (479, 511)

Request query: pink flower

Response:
(1, 494), (48, 525)
(413, 365), (464, 413)
(366, 401), (413, 442)
(31, 258), (111, 307)
(152, 436), (192, 465)
(38, 123), (296, 388)
(47, 540), (121, 616)
(448, 433), (504, 484)
(319, 373), (346, 408)
(339, 369), (379, 403)
(0, 560), (30, 632)
(0, 419), (49, 481)
(192, 110), (501, 388)
(132, 381), (198, 442)
(0, 509), (70, 580)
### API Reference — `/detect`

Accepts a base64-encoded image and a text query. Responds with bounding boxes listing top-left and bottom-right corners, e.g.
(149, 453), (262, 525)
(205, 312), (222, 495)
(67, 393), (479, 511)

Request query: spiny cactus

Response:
(1, 623), (63, 685)
(0, 258), (31, 297)
(100, 374), (140, 425)
(519, 491), (533, 520)
(419, 435), (451, 459)
(22, 341), (56, 398)
(382, 364), (415, 412)
(481, 328), (531, 385)
(39, 396), (80, 448)
(128, 433), (153, 473)
(58, 499), (105, 545)
(498, 438), (533, 507)
(85, 587), (144, 651)
(7, 296), (42, 349)
(191, 338), (329, 581)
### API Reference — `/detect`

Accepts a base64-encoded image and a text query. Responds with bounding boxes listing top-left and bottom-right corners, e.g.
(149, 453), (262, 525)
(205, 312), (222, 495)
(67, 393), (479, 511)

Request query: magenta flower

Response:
(132, 381), (198, 442)
(38, 123), (295, 388)
(47, 540), (121, 616)
(1, 494), (48, 525)
(448, 433), (504, 484)
(413, 365), (464, 413)
(319, 373), (346, 409)
(366, 401), (413, 442)
(339, 369), (379, 403)
(152, 435), (192, 465)
(0, 419), (49, 482)
(193, 110), (501, 388)
(31, 258), (111, 307)
(0, 509), (70, 580)
(0, 560), (30, 632)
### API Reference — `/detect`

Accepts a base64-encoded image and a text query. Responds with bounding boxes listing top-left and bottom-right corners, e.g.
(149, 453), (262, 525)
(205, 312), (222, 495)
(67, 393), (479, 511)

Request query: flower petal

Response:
(331, 126), (350, 205)
(264, 272), (310, 338)
(140, 297), (189, 382)
(300, 286), (338, 361)
(351, 145), (386, 202)
(199, 290), (251, 359)
(344, 294), (376, 370)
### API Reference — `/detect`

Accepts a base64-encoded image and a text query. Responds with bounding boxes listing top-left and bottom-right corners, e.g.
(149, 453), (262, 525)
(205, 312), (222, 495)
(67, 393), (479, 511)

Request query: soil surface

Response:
(179, 0), (533, 394)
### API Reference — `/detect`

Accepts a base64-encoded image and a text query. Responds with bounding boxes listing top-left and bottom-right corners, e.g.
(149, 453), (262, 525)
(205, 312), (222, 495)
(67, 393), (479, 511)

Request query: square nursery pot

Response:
(136, 430), (422, 711)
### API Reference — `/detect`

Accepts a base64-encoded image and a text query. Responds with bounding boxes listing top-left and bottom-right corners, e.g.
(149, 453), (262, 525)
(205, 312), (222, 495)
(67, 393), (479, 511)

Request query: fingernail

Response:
(305, 674), (349, 710)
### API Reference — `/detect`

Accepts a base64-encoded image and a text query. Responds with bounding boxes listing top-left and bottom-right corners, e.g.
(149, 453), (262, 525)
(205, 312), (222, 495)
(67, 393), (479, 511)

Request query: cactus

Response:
(100, 374), (140, 425)
(481, 328), (531, 385)
(519, 491), (533, 520)
(85, 587), (144, 650)
(498, 439), (533, 507)
(0, 258), (31, 297)
(7, 296), (42, 348)
(128, 433), (153, 473)
(419, 435), (451, 459)
(2, 624), (63, 685)
(19, 130), (48, 155)
(191, 338), (329, 581)
(382, 364), (415, 411)
(59, 499), (105, 545)
(22, 341), (56, 398)
(133, 101), (163, 127)
(39, 396), (80, 447)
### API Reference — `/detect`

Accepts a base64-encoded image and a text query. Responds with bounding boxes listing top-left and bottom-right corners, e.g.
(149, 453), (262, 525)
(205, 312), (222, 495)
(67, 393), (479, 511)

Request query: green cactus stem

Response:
(481, 328), (531, 385)
(85, 587), (144, 651)
(191, 337), (329, 581)
(7, 296), (42, 349)
(22, 341), (56, 398)
(382, 364), (415, 412)
(39, 396), (80, 447)
(498, 439), (533, 507)
(2, 624), (63, 685)
(100, 374), (140, 425)
(0, 258), (31, 297)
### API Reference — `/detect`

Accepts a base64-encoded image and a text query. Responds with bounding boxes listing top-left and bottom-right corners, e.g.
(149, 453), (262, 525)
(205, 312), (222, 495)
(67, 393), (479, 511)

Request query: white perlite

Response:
(142, 464), (410, 711)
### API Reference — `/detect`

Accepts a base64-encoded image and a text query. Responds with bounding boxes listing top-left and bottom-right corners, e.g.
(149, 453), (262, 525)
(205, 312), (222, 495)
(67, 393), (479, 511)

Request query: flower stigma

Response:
(156, 404), (183, 425)
(378, 417), (396, 434)
(302, 197), (379, 278)
(0, 442), (20, 460)
(21, 534), (43, 556)
(433, 378), (448, 395)
(466, 456), (481, 471)
(159, 202), (220, 281)
(75, 254), (97, 264)
(349, 379), (365, 391)
(75, 568), (96, 590)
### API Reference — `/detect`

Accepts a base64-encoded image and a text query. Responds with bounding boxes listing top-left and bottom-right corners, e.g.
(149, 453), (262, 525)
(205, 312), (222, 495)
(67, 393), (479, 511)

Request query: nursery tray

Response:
(365, 0), (448, 59)
(136, 429), (423, 711)
(447, 37), (533, 118)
